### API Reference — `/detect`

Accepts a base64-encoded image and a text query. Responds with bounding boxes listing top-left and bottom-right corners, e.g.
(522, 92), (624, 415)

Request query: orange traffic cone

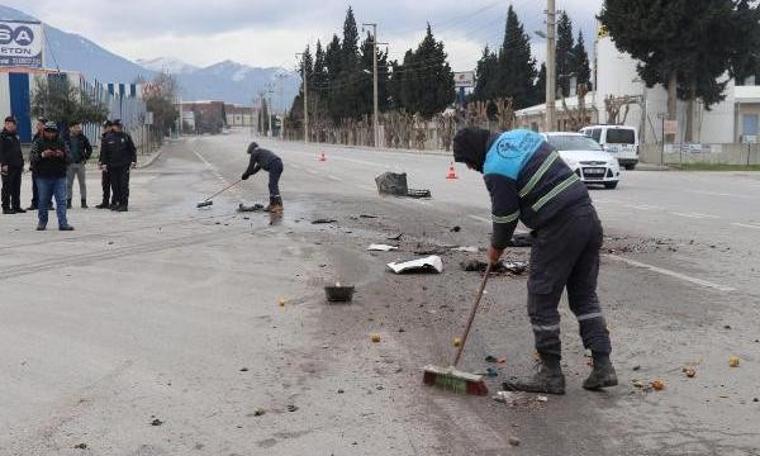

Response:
(446, 162), (458, 180)
(318, 152), (327, 162)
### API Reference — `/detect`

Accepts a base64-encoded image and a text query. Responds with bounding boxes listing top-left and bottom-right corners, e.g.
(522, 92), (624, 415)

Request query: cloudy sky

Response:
(9, 0), (603, 70)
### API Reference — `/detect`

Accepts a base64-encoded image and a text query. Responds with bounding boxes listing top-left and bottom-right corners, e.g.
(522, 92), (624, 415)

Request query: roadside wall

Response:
(640, 143), (760, 165)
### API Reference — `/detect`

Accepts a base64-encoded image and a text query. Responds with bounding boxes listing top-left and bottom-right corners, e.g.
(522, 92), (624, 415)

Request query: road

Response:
(0, 130), (758, 455)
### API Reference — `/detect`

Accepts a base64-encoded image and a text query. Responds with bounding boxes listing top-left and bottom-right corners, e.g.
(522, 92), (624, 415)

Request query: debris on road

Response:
(287, 405), (298, 413)
(453, 337), (462, 347)
(387, 256), (443, 274)
(387, 233), (403, 241)
(237, 203), (264, 212)
(683, 367), (697, 378)
(650, 379), (666, 391)
(151, 418), (164, 426)
(493, 391), (516, 405)
(452, 246), (480, 253)
(278, 298), (287, 307)
(375, 172), (432, 199)
(74, 443), (87, 450)
(368, 244), (398, 252)
(312, 218), (337, 225)
(325, 284), (355, 303)
(460, 259), (528, 275)
(450, 226), (461, 233)
(504, 261), (528, 275)
(508, 436), (521, 447)
(536, 395), (549, 403)
(371, 333), (382, 343)
(729, 356), (741, 368)
(359, 214), (378, 219)
(240, 367), (249, 372)
(253, 408), (266, 417)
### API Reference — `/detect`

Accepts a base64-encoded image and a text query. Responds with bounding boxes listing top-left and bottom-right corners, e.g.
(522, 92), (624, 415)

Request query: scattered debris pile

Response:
(375, 172), (432, 199)
(387, 256), (444, 274)
(460, 259), (529, 275)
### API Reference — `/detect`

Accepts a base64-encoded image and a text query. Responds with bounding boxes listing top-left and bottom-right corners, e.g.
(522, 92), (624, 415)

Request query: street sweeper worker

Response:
(453, 127), (617, 395)
(241, 142), (284, 213)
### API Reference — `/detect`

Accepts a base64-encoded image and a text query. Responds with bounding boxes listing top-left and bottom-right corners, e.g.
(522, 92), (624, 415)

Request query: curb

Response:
(136, 147), (164, 169)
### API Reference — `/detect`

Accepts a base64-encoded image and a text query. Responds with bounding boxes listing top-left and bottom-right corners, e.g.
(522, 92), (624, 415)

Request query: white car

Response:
(579, 125), (639, 170)
(541, 132), (621, 189)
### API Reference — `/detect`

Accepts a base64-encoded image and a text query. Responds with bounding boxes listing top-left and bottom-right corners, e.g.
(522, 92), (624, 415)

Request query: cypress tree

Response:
(473, 46), (499, 101)
(497, 6), (537, 109)
(555, 11), (575, 97)
(572, 32), (592, 91)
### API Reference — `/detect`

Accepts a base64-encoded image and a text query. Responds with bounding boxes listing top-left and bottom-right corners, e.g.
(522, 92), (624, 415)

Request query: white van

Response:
(579, 125), (639, 170)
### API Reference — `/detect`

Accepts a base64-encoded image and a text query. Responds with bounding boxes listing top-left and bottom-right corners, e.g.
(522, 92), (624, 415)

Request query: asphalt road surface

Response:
(1, 130), (758, 455)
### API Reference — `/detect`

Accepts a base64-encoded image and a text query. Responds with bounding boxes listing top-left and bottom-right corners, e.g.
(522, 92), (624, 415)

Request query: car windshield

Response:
(546, 135), (602, 151)
(606, 128), (636, 144)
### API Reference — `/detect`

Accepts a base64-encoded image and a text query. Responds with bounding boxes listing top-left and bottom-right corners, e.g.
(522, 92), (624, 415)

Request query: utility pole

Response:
(546, 0), (557, 131)
(275, 72), (287, 140)
(362, 23), (387, 148)
(266, 84), (274, 138)
(296, 52), (309, 144)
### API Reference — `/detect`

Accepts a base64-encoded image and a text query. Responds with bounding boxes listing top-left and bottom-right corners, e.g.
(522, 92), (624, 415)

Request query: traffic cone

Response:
(318, 152), (327, 162)
(446, 162), (458, 180)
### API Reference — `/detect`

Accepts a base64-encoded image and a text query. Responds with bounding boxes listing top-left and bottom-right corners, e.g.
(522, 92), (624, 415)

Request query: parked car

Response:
(541, 132), (621, 189)
(579, 125), (639, 170)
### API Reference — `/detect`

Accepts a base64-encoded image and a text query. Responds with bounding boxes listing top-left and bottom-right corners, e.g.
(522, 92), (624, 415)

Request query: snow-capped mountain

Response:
(136, 57), (199, 75)
(0, 5), (299, 109)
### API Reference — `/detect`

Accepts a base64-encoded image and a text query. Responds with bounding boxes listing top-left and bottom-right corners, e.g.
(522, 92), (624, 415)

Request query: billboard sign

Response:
(0, 20), (43, 68)
(454, 71), (475, 89)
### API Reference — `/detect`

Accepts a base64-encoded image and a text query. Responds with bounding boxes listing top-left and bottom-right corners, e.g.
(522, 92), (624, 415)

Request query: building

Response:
(515, 31), (760, 146)
(178, 101), (227, 134)
(224, 104), (254, 128)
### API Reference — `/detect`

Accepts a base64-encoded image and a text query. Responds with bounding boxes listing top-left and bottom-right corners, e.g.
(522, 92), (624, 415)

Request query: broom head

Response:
(423, 364), (489, 396)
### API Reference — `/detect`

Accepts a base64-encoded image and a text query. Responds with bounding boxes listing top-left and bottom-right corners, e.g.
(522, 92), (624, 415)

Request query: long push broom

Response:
(423, 263), (492, 396)
(196, 179), (243, 208)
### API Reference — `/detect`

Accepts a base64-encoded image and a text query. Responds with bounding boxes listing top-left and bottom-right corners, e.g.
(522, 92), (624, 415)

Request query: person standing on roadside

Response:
(28, 118), (50, 211)
(96, 120), (113, 209)
(65, 121), (93, 209)
(30, 122), (74, 231)
(99, 119), (136, 212)
(0, 116), (26, 214)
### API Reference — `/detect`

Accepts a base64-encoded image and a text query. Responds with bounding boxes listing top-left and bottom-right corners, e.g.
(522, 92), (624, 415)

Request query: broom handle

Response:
(203, 178), (242, 202)
(453, 263), (493, 367)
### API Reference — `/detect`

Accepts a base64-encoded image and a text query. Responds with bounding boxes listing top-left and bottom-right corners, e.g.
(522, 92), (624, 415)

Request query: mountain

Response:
(0, 5), (299, 109)
(136, 57), (199, 75)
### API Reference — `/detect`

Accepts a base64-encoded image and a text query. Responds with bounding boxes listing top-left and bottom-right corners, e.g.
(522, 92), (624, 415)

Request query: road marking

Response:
(732, 222), (760, 230)
(605, 254), (736, 292)
(671, 212), (720, 220)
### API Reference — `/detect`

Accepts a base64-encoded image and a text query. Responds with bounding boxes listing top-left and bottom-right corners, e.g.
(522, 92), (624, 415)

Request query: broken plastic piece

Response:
(387, 256), (443, 274)
(368, 244), (399, 252)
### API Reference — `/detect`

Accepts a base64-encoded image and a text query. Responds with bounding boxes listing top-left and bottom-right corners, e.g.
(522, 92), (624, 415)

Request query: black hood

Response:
(453, 128), (491, 173)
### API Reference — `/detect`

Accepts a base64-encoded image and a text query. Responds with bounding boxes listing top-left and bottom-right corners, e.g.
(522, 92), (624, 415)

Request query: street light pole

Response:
(296, 52), (309, 144)
(363, 23), (382, 148)
(546, 0), (557, 131)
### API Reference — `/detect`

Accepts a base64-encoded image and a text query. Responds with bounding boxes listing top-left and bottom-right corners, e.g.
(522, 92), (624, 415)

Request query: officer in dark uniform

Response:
(241, 142), (284, 213)
(0, 116), (26, 214)
(96, 120), (114, 209)
(453, 128), (617, 395)
(99, 119), (136, 212)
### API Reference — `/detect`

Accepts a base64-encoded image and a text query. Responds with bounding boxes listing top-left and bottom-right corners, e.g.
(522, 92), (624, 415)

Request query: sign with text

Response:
(454, 71), (475, 89)
(0, 20), (43, 68)
(664, 120), (678, 136)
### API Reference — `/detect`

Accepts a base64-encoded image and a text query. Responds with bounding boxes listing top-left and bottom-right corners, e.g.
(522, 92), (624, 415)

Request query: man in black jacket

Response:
(0, 116), (26, 214)
(65, 121), (93, 209)
(28, 117), (49, 210)
(30, 122), (73, 231)
(96, 120), (113, 209)
(453, 128), (616, 395)
(241, 142), (284, 213)
(99, 119), (136, 212)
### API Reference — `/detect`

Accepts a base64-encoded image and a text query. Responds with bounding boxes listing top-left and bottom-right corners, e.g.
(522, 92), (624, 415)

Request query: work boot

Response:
(583, 355), (618, 391)
(66, 199), (72, 209)
(2, 207), (13, 215)
(95, 201), (109, 209)
(266, 196), (284, 214)
(36, 223), (46, 231)
(13, 207), (26, 214)
(81, 199), (88, 209)
(116, 204), (128, 212)
(59, 225), (75, 231)
(503, 356), (566, 395)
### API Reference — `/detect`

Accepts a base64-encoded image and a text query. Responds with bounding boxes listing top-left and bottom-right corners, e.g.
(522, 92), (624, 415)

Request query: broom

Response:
(196, 179), (243, 208)
(423, 263), (492, 396)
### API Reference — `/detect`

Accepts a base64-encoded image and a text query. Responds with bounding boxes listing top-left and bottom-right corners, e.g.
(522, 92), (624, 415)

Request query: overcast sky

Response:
(9, 0), (603, 70)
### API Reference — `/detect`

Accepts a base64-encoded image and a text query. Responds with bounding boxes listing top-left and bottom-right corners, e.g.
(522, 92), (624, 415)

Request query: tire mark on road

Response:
(0, 228), (249, 282)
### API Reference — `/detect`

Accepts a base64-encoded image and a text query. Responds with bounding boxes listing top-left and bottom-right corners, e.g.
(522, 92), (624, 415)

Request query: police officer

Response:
(99, 119), (136, 212)
(0, 116), (25, 214)
(241, 142), (284, 213)
(95, 120), (113, 209)
(453, 128), (616, 395)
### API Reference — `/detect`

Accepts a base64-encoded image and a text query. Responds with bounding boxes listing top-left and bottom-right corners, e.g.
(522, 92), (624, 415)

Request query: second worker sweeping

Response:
(241, 142), (284, 213)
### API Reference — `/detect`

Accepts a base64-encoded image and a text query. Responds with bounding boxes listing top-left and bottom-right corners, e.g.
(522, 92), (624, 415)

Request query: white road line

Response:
(732, 222), (760, 230)
(605, 254), (736, 292)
